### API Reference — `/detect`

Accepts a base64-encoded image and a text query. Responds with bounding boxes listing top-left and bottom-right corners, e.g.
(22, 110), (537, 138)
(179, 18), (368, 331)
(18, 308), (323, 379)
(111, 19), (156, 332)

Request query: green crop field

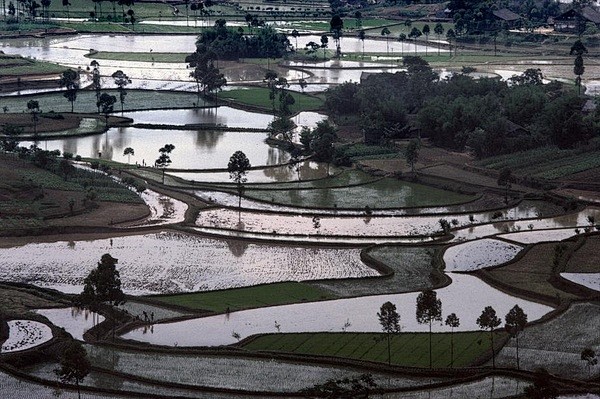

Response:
(242, 331), (507, 368)
(223, 87), (324, 112)
(152, 282), (335, 313)
(476, 141), (600, 180)
(0, 90), (209, 114)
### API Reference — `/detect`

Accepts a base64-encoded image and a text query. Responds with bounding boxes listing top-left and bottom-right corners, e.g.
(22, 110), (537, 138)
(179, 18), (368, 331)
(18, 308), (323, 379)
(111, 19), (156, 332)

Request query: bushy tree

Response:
(111, 70), (131, 113)
(97, 93), (116, 127)
(505, 304), (528, 369)
(378, 301), (400, 366)
(228, 150), (251, 209)
(186, 49), (226, 104)
(445, 313), (460, 368)
(80, 253), (125, 309)
(59, 69), (79, 112)
(416, 290), (442, 369)
(56, 341), (91, 399)
(477, 306), (502, 368)
(1, 125), (22, 152)
(155, 144), (175, 184)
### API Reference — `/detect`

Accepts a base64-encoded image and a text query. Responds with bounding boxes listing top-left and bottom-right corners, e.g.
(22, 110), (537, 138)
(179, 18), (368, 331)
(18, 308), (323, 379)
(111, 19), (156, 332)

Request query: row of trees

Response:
(378, 292), (528, 370)
(58, 61), (131, 114)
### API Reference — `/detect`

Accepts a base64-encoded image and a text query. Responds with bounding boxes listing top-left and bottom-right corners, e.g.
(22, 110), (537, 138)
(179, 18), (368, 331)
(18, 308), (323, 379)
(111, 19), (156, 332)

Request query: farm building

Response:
(553, 6), (600, 32)
(492, 8), (522, 29)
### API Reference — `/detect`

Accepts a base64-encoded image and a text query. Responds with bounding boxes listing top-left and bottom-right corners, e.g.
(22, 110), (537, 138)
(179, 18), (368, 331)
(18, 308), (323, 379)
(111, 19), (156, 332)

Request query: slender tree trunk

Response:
(387, 333), (391, 366)
(516, 334), (520, 370)
(450, 330), (454, 368)
(429, 321), (433, 369)
(490, 330), (496, 368)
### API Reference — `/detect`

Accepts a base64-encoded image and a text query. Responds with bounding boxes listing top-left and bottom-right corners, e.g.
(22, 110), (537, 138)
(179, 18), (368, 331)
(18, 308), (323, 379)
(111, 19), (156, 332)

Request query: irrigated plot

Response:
(443, 239), (523, 272)
(492, 302), (600, 379)
(0, 232), (374, 294)
(1, 320), (52, 353)
(310, 246), (441, 296)
(80, 345), (444, 392)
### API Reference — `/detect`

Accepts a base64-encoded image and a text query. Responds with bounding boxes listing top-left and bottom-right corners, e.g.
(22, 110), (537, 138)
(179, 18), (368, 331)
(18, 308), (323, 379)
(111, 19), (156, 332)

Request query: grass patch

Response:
(0, 54), (66, 76)
(151, 282), (335, 313)
(310, 246), (441, 297)
(0, 90), (208, 114)
(222, 87), (323, 112)
(336, 143), (399, 160)
(480, 242), (581, 300)
(242, 331), (506, 368)
(565, 235), (600, 273)
(47, 0), (173, 19)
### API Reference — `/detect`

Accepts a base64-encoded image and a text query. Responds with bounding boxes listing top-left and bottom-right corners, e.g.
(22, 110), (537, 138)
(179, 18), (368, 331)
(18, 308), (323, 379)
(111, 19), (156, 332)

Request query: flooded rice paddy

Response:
(442, 239), (523, 272)
(35, 307), (104, 341)
(1, 320), (52, 353)
(121, 273), (553, 347)
(195, 206), (598, 240)
(0, 232), (374, 294)
(497, 228), (582, 244)
(122, 107), (274, 128)
(78, 345), (446, 392)
(172, 160), (329, 183)
(22, 127), (289, 169)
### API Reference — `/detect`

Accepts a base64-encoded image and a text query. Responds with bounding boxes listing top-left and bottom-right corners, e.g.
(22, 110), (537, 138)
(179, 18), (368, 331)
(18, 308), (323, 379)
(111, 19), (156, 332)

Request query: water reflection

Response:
(123, 107), (274, 129)
(121, 273), (553, 347)
(1, 233), (372, 294)
(36, 307), (104, 341)
(21, 128), (289, 169)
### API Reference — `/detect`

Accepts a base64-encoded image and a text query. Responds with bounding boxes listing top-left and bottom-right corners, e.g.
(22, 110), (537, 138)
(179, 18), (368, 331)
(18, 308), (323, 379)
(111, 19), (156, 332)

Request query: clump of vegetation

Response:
(325, 59), (599, 159)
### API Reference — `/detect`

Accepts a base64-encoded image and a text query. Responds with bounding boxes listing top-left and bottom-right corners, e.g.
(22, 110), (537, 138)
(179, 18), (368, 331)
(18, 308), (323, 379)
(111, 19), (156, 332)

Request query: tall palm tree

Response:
(434, 23), (444, 56)
(358, 30), (365, 59)
(381, 27), (391, 57)
(422, 24), (430, 56)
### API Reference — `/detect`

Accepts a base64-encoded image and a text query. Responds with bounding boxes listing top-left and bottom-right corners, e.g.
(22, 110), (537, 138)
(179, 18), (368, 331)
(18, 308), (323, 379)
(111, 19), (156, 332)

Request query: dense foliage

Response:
(324, 58), (599, 157)
(192, 20), (290, 60)
(448, 0), (561, 34)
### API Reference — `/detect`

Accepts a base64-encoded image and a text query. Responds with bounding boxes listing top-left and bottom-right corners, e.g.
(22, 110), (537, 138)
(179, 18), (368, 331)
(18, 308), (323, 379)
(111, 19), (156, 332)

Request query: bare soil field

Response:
(0, 114), (83, 134)
(0, 285), (64, 314)
(0, 153), (149, 229)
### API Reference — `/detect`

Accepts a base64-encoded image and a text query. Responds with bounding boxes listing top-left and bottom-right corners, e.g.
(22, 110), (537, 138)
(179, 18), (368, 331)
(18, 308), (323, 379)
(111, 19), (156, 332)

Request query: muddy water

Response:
(121, 272), (553, 347)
